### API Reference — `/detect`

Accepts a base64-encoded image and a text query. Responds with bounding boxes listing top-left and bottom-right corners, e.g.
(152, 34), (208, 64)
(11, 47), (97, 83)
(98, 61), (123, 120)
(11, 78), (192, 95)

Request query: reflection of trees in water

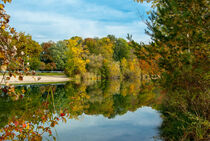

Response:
(0, 85), (64, 140)
(0, 80), (161, 140)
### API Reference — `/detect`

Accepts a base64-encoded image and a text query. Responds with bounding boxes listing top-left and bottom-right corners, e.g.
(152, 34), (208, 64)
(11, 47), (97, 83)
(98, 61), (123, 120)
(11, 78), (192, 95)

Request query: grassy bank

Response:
(36, 72), (65, 76)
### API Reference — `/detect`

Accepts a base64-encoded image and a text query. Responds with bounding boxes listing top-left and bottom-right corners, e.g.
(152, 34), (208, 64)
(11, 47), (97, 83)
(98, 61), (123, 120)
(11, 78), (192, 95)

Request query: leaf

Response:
(1, 65), (7, 71)
(0, 4), (4, 9)
(10, 27), (15, 34)
(21, 89), (25, 94)
(12, 74), (16, 78)
(48, 130), (52, 135)
(60, 113), (65, 117)
(26, 123), (30, 130)
(14, 121), (19, 127)
(18, 75), (23, 81)
(22, 124), (26, 128)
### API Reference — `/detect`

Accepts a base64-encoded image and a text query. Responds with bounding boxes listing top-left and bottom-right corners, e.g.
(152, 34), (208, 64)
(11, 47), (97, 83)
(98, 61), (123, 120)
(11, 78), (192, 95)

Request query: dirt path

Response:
(0, 75), (70, 84)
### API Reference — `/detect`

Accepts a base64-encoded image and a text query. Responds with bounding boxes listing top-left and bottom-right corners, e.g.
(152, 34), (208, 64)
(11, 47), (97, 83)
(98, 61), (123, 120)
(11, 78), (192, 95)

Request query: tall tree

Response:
(65, 37), (88, 76)
(113, 38), (131, 61)
(49, 41), (68, 70)
(40, 41), (56, 70)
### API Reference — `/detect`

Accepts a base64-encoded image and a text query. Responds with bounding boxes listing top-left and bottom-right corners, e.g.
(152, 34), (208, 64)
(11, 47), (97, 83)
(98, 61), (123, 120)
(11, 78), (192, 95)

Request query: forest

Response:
(2, 33), (146, 80)
(0, 0), (209, 140)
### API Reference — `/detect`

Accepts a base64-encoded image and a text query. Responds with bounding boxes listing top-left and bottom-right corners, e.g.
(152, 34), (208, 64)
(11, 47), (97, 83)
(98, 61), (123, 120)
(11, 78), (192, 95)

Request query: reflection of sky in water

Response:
(47, 107), (162, 141)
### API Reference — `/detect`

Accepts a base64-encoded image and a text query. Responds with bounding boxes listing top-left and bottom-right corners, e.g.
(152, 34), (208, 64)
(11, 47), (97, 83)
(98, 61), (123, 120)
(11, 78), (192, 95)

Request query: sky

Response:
(5, 0), (151, 43)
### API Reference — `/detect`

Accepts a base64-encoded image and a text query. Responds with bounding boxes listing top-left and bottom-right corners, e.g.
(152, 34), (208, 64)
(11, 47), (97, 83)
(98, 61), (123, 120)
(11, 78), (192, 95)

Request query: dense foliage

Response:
(6, 34), (144, 80)
(134, 0), (210, 140)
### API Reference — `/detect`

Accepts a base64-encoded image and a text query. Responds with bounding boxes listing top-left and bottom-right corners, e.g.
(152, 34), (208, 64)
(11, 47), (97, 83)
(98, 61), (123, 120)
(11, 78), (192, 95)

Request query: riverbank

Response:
(0, 75), (70, 84)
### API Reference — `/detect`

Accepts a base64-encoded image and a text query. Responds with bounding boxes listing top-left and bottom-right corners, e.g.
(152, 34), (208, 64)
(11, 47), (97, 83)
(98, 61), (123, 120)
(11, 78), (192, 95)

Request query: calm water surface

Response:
(0, 80), (162, 141)
(50, 107), (162, 141)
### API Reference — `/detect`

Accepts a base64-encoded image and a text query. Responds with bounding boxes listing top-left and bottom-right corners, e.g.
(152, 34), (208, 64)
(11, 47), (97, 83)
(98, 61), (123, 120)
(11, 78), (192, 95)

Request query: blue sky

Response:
(5, 0), (151, 43)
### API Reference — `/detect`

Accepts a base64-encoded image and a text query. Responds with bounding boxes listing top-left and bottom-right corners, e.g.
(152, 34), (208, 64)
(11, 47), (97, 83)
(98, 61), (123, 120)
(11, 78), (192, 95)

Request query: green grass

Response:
(36, 72), (65, 76)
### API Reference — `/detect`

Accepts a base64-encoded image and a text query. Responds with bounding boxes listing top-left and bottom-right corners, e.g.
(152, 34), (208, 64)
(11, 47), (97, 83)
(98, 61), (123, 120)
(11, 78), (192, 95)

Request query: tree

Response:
(113, 38), (131, 61)
(11, 32), (42, 70)
(29, 57), (41, 71)
(135, 0), (210, 140)
(49, 40), (68, 70)
(40, 41), (54, 64)
(0, 0), (31, 94)
(141, 0), (209, 90)
(85, 37), (114, 60)
(84, 38), (99, 54)
(86, 54), (104, 74)
(40, 41), (57, 70)
(128, 41), (160, 78)
(120, 58), (141, 80)
(65, 37), (88, 76)
(97, 37), (114, 59)
(12, 32), (42, 58)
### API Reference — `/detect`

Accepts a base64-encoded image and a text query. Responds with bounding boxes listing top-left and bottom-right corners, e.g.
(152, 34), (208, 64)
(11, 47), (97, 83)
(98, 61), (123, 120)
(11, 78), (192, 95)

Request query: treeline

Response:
(16, 33), (152, 79)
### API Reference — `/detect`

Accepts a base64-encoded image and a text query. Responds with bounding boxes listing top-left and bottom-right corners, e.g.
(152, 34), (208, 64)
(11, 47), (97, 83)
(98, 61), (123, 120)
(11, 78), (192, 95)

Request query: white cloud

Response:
(5, 0), (151, 43)
(8, 9), (150, 43)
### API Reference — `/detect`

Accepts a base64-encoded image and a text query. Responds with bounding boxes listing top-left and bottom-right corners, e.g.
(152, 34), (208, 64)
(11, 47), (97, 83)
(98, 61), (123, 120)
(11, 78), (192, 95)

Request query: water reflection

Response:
(52, 107), (162, 141)
(0, 80), (162, 140)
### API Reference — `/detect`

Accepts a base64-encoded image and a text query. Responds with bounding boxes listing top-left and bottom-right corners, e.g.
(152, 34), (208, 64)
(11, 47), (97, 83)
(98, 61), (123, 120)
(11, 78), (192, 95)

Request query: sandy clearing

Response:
(0, 75), (70, 84)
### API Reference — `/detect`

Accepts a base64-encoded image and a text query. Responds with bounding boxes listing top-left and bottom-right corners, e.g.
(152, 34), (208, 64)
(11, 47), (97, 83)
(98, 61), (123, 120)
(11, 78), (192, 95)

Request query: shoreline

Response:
(0, 75), (70, 85)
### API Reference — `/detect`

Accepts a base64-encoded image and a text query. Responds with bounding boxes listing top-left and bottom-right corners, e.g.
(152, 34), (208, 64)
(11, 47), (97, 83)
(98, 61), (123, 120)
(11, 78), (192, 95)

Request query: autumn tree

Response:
(0, 0), (31, 93)
(84, 38), (99, 55)
(86, 54), (104, 75)
(85, 37), (114, 60)
(65, 37), (89, 76)
(120, 58), (141, 80)
(11, 32), (43, 70)
(97, 37), (114, 59)
(40, 41), (56, 70)
(40, 41), (54, 64)
(135, 0), (210, 140)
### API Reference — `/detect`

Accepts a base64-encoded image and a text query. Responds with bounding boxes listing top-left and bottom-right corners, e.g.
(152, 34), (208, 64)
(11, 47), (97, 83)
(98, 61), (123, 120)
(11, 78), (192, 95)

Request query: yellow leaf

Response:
(1, 65), (7, 71)
(26, 123), (30, 129)
(0, 4), (4, 9)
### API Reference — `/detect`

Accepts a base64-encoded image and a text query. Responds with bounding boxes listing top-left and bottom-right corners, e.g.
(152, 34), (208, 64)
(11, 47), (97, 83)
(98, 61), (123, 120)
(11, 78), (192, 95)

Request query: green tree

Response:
(29, 57), (41, 70)
(49, 40), (68, 70)
(113, 38), (131, 61)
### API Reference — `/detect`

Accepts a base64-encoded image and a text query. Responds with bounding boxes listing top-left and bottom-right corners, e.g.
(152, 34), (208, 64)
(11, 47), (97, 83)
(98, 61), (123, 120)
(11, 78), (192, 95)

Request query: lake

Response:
(0, 80), (162, 141)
